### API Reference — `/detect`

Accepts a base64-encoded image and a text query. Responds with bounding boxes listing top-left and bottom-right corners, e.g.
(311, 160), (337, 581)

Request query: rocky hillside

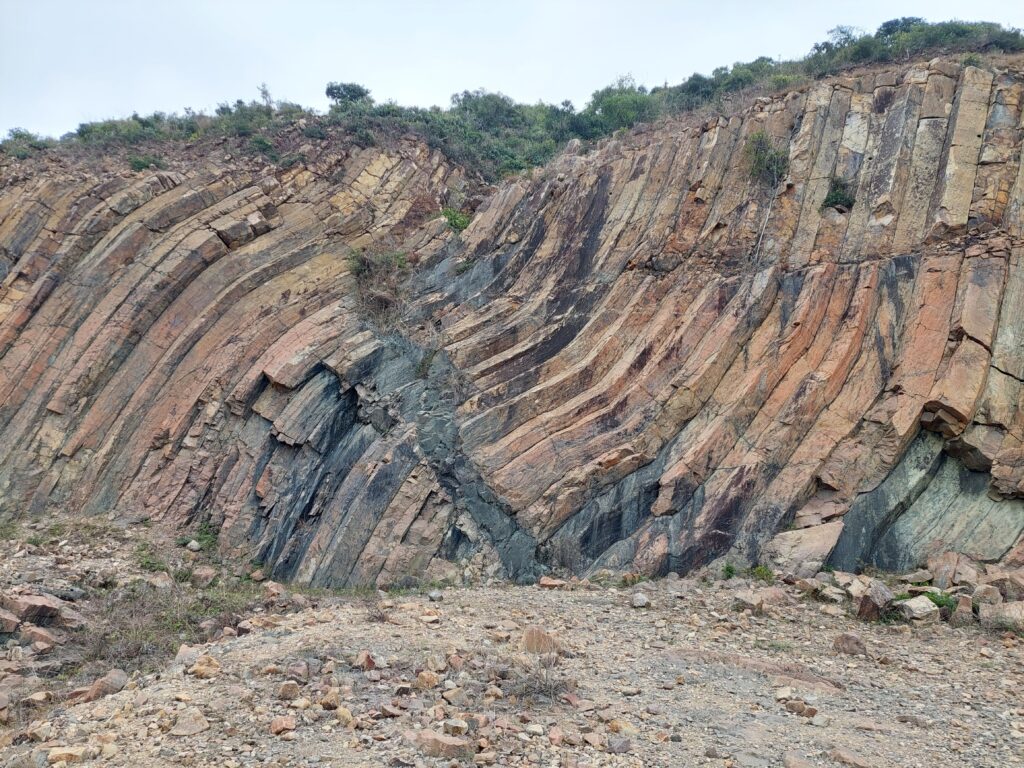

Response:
(2, 56), (1024, 588)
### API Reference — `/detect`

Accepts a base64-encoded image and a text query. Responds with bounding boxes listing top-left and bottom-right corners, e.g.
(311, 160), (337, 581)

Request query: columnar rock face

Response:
(2, 58), (1024, 586)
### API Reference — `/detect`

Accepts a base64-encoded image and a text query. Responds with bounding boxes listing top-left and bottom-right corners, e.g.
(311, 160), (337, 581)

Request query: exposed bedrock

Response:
(2, 58), (1024, 585)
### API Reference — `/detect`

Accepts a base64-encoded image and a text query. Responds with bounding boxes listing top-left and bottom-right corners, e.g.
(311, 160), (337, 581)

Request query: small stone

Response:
(833, 632), (867, 656)
(190, 565), (217, 588)
(630, 592), (650, 609)
(442, 687), (466, 705)
(783, 752), (813, 768)
(443, 718), (469, 735)
(278, 680), (301, 700)
(416, 670), (439, 689)
(427, 590), (444, 602)
(335, 706), (354, 726)
(607, 736), (632, 754)
(538, 575), (567, 589)
(352, 650), (377, 670)
(185, 539), (202, 552)
(188, 654), (221, 678)
(170, 707), (210, 737)
(522, 625), (561, 654)
(270, 715), (296, 735)
(829, 747), (871, 767)
(405, 730), (473, 759)
(47, 747), (87, 764)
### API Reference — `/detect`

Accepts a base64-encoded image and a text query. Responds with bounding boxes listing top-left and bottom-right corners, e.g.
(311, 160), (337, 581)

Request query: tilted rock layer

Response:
(2, 57), (1024, 585)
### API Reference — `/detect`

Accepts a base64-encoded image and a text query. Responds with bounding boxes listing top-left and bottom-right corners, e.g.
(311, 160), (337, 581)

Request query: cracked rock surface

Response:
(2, 56), (1024, 585)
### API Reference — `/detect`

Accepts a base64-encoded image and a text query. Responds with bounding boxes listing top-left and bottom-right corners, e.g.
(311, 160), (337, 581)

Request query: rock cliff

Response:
(2, 57), (1024, 586)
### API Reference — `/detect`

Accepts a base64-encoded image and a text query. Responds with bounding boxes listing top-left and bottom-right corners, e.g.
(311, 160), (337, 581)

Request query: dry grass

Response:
(75, 580), (260, 677)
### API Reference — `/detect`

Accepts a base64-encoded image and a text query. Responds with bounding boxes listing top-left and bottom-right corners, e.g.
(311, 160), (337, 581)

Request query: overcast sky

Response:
(3, 0), (1023, 138)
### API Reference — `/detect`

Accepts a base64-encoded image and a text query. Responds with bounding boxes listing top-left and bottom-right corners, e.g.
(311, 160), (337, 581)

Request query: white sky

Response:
(2, 0), (1023, 138)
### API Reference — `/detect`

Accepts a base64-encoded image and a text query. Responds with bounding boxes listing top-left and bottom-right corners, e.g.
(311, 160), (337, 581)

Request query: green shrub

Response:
(925, 592), (957, 611)
(25, 19), (1024, 184)
(248, 135), (278, 161)
(175, 520), (218, 551)
(128, 154), (165, 171)
(749, 565), (775, 584)
(745, 131), (789, 187)
(722, 563), (736, 580)
(280, 152), (305, 169)
(1, 128), (54, 159)
(136, 543), (168, 573)
(442, 207), (472, 232)
(302, 123), (327, 139)
(821, 176), (856, 210)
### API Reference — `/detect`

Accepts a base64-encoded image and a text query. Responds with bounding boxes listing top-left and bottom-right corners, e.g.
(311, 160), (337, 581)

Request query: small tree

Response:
(326, 82), (372, 107)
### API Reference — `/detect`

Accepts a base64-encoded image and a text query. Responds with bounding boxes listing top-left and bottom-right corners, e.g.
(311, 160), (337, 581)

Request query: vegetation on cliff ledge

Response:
(3, 18), (1022, 180)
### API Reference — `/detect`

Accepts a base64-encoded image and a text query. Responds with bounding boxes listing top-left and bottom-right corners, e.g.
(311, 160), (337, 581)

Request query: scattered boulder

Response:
(0, 607), (20, 633)
(2, 593), (62, 623)
(986, 569), (1024, 601)
(856, 580), (894, 621)
(979, 601), (1024, 632)
(949, 595), (976, 627)
(79, 668), (128, 703)
(897, 595), (940, 624)
(972, 584), (1002, 605)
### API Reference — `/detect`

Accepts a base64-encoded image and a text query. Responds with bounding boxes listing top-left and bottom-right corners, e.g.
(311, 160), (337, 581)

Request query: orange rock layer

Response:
(2, 58), (1023, 585)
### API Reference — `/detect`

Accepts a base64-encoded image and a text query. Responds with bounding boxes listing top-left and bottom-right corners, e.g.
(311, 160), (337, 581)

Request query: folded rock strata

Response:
(2, 58), (1024, 585)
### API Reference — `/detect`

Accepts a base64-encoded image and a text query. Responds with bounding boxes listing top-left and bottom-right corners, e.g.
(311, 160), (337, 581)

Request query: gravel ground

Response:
(4, 572), (1021, 768)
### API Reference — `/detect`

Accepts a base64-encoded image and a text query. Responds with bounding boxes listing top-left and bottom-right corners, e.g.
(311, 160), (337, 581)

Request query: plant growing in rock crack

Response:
(441, 207), (471, 232)
(749, 564), (775, 584)
(722, 563), (736, 580)
(745, 130), (789, 263)
(175, 520), (218, 551)
(128, 154), (165, 171)
(346, 248), (411, 329)
(821, 176), (856, 211)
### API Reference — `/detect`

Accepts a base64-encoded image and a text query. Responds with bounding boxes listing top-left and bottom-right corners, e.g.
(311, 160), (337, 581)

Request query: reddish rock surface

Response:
(2, 58), (1024, 585)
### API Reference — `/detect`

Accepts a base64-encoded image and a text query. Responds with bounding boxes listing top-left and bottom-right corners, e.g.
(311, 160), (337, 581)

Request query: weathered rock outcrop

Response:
(2, 57), (1024, 586)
